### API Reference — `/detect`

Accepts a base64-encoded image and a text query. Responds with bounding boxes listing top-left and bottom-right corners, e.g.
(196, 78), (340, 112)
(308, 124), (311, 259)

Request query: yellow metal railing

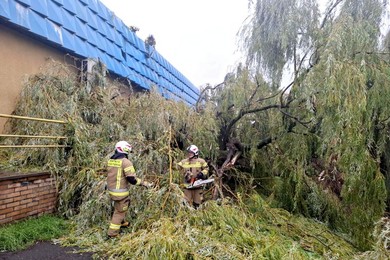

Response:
(0, 114), (69, 148)
(0, 113), (67, 124)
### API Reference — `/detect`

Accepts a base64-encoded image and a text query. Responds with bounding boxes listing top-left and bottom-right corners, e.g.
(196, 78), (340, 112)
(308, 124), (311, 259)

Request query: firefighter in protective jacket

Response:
(106, 141), (151, 238)
(177, 145), (209, 208)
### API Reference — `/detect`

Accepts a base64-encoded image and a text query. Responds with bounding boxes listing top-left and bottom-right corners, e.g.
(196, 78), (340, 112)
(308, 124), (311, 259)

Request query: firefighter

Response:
(106, 141), (152, 238)
(177, 145), (209, 209)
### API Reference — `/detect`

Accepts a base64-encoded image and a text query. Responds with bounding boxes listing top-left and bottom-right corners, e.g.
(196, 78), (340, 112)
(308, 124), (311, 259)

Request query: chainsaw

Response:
(186, 178), (214, 189)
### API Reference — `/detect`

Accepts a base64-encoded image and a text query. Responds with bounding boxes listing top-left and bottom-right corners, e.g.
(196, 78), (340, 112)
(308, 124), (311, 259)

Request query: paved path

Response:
(0, 241), (93, 260)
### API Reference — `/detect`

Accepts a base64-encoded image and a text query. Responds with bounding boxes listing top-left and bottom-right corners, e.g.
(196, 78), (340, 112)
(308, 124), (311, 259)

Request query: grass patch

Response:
(0, 214), (69, 252)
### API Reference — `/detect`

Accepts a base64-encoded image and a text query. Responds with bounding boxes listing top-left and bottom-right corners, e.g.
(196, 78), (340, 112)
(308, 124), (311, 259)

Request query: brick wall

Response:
(0, 172), (57, 225)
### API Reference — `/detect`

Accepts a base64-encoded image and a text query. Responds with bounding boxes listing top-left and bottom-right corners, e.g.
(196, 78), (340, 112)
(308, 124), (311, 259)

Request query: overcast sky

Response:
(99, 0), (250, 88)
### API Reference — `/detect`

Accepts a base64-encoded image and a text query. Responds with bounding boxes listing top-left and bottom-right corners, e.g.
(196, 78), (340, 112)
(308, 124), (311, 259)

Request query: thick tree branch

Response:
(320, 0), (344, 29)
(279, 110), (312, 128)
(195, 82), (225, 112)
(227, 104), (283, 135)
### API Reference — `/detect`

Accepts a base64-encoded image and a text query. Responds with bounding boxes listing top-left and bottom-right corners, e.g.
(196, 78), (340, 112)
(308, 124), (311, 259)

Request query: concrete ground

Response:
(0, 241), (93, 260)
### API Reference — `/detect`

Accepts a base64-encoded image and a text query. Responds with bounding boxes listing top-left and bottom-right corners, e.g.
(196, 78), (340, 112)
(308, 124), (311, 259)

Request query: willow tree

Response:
(237, 0), (390, 250)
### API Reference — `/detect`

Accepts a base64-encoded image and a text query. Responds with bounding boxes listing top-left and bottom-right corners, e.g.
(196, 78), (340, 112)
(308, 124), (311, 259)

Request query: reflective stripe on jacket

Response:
(107, 158), (136, 198)
(177, 157), (209, 187)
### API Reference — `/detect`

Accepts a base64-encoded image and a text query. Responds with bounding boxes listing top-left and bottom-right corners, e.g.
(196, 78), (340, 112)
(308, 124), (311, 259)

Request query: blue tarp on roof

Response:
(0, 0), (199, 105)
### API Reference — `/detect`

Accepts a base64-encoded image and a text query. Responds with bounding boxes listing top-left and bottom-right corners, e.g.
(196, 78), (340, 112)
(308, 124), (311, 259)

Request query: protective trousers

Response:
(184, 188), (202, 206)
(107, 197), (130, 237)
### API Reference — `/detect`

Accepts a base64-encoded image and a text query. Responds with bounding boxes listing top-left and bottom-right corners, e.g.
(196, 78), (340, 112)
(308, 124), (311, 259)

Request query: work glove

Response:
(142, 181), (154, 189)
(196, 173), (204, 180)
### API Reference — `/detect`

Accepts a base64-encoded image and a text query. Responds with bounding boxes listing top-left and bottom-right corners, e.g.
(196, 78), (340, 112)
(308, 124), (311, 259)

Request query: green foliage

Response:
(0, 215), (68, 251)
(0, 61), (218, 219)
(241, 0), (390, 251)
(241, 0), (319, 84)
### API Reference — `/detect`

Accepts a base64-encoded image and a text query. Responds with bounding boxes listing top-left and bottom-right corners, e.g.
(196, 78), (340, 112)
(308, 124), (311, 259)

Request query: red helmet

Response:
(115, 141), (132, 154)
(186, 145), (199, 156)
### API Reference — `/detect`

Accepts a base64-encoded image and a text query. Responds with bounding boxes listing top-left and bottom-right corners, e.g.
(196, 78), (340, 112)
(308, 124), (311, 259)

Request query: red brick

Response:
(6, 191), (20, 199)
(0, 205), (6, 210)
(0, 198), (13, 205)
(28, 201), (39, 207)
(12, 196), (23, 203)
(33, 179), (43, 184)
(12, 214), (27, 221)
(20, 198), (33, 204)
(20, 189), (32, 196)
(0, 207), (14, 215)
(46, 198), (55, 203)
(27, 210), (38, 216)
(14, 204), (27, 211)
(0, 180), (13, 185)
(42, 193), (56, 198)
(35, 188), (45, 194)
(45, 202), (56, 207)
(6, 201), (20, 208)
(10, 215), (25, 222)
(15, 186), (28, 192)
(37, 201), (47, 206)
(6, 210), (21, 218)
(8, 183), (21, 188)
(0, 187), (9, 194)
(17, 194), (27, 200)
(39, 190), (51, 196)
(25, 193), (35, 199)
(38, 207), (54, 214)
(0, 188), (10, 195)
(27, 184), (39, 189)
(39, 182), (52, 187)
(16, 207), (32, 215)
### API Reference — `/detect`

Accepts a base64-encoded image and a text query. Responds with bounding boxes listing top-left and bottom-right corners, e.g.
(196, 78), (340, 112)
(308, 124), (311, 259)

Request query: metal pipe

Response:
(0, 145), (69, 148)
(0, 114), (67, 124)
(0, 134), (67, 139)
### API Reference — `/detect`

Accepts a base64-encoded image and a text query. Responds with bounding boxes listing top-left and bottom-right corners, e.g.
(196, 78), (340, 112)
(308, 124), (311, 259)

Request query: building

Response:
(0, 0), (200, 133)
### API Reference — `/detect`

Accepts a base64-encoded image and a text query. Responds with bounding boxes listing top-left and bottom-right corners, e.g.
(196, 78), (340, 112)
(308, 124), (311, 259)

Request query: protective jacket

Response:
(107, 155), (141, 200)
(177, 157), (209, 188)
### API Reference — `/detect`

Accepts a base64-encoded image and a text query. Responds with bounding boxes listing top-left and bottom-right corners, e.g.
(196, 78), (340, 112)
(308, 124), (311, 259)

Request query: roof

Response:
(0, 0), (199, 105)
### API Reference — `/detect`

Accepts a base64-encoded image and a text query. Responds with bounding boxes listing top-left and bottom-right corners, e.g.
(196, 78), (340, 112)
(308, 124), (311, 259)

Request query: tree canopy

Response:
(203, 0), (390, 250)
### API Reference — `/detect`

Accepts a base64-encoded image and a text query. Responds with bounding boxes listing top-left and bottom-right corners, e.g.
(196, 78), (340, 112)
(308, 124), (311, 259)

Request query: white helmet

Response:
(186, 145), (199, 156)
(115, 141), (132, 154)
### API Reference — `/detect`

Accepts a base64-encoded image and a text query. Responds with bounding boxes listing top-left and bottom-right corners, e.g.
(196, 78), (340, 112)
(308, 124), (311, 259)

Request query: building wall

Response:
(0, 24), (69, 133)
(0, 172), (57, 225)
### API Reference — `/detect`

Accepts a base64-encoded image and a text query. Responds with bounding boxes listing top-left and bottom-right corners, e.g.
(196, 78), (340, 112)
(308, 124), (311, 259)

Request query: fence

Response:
(0, 113), (69, 148)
